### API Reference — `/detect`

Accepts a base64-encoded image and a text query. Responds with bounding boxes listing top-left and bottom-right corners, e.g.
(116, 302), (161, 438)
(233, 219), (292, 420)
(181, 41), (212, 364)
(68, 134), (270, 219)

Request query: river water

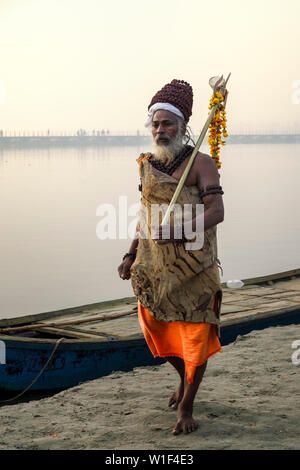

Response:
(0, 143), (299, 318)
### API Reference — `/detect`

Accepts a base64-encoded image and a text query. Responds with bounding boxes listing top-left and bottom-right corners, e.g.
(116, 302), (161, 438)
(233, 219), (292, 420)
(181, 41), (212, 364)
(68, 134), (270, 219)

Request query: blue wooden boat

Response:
(0, 269), (299, 395)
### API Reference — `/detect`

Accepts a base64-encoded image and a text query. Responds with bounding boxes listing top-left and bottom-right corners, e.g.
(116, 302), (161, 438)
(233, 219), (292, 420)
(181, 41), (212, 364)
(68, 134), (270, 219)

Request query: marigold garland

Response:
(208, 91), (228, 169)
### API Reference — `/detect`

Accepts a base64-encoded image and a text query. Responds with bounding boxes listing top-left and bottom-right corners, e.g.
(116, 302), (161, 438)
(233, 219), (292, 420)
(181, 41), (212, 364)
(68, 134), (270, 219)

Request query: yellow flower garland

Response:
(208, 91), (228, 169)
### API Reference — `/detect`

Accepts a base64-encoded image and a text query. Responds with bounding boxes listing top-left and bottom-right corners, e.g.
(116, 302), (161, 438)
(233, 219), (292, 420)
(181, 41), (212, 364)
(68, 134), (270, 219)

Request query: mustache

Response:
(155, 134), (171, 145)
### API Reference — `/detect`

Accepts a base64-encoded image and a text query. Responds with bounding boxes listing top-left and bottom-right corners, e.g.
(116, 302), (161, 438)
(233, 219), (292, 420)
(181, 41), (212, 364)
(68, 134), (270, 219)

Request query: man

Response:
(118, 79), (225, 435)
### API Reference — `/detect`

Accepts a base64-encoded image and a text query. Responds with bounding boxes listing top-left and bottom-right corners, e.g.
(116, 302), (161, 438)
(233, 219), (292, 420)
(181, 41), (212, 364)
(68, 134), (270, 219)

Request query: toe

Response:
(168, 394), (176, 407)
(190, 421), (198, 433)
(172, 422), (183, 435)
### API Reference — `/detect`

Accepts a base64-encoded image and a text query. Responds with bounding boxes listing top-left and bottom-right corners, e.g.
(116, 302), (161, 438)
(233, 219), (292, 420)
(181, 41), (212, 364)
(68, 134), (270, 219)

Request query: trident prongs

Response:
(213, 73), (231, 107)
(213, 75), (224, 97)
(225, 72), (231, 86)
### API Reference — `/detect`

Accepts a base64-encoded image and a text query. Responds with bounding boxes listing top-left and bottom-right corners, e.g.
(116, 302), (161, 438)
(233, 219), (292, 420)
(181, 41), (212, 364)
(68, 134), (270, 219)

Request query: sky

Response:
(1, 0), (300, 135)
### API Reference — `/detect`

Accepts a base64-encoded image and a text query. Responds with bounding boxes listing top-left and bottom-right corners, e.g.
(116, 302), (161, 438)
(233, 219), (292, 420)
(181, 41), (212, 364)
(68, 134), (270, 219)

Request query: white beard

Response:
(152, 130), (184, 166)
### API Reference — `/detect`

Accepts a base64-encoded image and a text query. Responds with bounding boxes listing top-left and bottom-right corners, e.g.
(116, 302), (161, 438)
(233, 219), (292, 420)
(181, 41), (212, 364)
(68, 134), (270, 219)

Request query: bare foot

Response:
(172, 404), (198, 435)
(168, 382), (184, 410)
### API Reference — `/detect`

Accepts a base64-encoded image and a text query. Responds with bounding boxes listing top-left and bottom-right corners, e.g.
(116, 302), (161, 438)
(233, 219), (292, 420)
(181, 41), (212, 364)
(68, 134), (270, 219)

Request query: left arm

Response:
(189, 153), (224, 232)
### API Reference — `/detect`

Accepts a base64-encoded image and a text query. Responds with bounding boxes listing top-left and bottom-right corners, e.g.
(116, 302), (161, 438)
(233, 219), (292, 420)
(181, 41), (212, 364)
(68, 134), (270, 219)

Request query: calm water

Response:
(0, 143), (300, 319)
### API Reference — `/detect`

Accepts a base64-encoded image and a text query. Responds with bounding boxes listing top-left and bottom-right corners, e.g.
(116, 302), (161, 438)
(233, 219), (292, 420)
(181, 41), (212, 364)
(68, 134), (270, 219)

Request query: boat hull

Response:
(0, 336), (164, 393)
(1, 306), (300, 394)
(1, 268), (300, 394)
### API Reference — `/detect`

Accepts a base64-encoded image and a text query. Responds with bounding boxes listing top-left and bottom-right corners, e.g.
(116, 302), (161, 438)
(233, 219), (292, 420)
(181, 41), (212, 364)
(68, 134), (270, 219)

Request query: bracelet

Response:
(200, 185), (224, 198)
(123, 253), (136, 261)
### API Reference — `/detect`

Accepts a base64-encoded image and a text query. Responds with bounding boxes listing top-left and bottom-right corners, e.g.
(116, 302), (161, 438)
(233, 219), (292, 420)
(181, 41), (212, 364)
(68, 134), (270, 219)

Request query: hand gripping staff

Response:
(161, 73), (231, 227)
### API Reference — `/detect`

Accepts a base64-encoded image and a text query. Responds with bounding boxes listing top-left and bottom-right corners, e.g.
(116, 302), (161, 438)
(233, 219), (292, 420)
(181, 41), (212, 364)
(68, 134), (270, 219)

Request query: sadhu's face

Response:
(151, 110), (185, 146)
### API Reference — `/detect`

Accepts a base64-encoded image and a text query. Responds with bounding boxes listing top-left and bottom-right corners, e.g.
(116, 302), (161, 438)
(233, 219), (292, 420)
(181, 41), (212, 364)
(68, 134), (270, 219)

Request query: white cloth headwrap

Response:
(144, 102), (185, 128)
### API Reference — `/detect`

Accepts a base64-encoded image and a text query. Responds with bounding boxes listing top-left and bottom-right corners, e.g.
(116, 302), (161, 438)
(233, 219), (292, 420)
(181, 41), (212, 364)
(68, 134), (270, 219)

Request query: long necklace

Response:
(148, 144), (195, 176)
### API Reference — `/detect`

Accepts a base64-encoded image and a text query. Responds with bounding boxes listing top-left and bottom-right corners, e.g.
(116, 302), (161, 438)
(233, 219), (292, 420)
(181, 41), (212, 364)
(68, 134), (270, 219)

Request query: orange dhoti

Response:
(138, 301), (222, 384)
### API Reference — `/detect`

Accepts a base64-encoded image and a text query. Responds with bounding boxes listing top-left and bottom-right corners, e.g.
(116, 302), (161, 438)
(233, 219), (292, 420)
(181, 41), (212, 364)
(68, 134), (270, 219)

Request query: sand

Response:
(0, 322), (299, 450)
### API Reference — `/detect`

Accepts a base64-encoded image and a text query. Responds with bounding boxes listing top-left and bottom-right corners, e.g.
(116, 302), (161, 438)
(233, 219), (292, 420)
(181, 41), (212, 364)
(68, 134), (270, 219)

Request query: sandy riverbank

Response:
(0, 322), (299, 450)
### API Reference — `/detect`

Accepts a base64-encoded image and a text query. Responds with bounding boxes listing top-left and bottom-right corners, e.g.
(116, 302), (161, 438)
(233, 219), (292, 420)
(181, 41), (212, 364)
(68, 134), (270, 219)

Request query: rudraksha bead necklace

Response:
(148, 144), (195, 176)
(138, 148), (224, 198)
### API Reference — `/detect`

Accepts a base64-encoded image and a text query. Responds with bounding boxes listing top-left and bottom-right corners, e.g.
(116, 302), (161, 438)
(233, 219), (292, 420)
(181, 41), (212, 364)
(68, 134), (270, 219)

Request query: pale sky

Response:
(1, 0), (300, 135)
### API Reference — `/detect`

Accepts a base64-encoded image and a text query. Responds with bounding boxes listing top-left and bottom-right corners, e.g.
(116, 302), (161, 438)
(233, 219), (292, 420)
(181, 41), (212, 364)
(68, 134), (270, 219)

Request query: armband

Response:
(123, 253), (136, 262)
(200, 185), (224, 198)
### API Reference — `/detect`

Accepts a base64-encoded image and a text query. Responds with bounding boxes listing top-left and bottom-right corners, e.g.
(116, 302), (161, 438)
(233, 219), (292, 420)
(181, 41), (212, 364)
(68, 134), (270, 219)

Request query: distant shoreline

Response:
(0, 134), (299, 148)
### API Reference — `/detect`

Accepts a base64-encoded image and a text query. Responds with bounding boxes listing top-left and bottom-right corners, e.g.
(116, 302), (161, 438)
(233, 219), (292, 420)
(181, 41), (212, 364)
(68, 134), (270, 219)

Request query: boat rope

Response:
(0, 337), (65, 404)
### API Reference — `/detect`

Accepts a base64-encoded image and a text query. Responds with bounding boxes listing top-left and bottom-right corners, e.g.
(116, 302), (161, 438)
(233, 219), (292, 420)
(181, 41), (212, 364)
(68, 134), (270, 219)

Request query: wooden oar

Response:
(0, 307), (138, 334)
(161, 73), (231, 226)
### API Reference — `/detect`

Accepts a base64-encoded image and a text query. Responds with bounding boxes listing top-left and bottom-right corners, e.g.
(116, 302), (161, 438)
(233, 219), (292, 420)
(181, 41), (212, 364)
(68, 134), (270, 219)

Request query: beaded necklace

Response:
(148, 144), (195, 176)
(138, 145), (224, 197)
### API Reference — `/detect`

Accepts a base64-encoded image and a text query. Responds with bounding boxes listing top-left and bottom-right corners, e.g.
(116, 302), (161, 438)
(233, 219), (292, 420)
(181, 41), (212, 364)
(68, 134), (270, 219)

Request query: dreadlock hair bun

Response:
(148, 79), (193, 123)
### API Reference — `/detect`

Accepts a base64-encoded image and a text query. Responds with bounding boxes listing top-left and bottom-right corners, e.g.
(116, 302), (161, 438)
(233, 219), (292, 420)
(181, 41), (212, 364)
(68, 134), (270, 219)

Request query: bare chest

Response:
(170, 157), (198, 187)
